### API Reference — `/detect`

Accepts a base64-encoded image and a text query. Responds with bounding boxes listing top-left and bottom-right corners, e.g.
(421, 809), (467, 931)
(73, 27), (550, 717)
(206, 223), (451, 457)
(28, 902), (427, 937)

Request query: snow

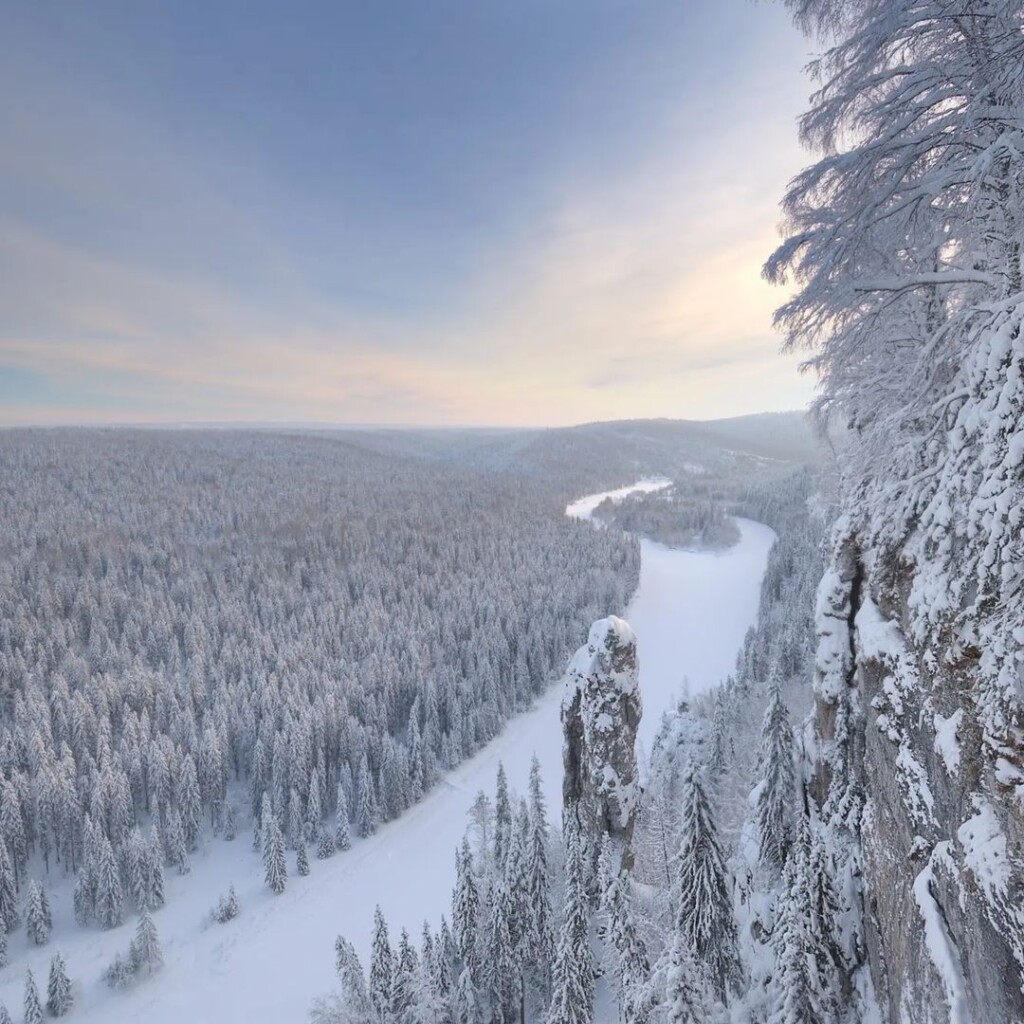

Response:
(956, 797), (1010, 904)
(933, 710), (964, 775)
(564, 477), (672, 521)
(913, 844), (970, 1024)
(0, 481), (774, 1024)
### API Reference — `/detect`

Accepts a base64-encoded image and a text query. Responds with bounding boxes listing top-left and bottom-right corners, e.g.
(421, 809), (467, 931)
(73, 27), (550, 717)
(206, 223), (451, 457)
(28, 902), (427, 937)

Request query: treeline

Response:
(592, 487), (740, 551)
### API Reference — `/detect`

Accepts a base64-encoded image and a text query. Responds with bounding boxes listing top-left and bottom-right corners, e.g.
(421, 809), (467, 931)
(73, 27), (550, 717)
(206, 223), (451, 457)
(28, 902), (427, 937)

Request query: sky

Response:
(0, 1), (816, 427)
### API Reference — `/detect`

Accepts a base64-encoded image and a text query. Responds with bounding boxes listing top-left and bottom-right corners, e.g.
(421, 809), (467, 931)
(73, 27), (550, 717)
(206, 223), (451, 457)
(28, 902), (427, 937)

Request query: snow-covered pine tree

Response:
(94, 836), (124, 930)
(263, 813), (287, 895)
(23, 969), (43, 1024)
(452, 837), (480, 984)
(455, 967), (481, 1024)
(663, 930), (710, 1024)
(370, 907), (394, 1024)
(675, 765), (738, 1001)
(0, 843), (18, 932)
(297, 841), (311, 877)
(357, 756), (378, 839)
(598, 843), (649, 1024)
(25, 881), (51, 946)
(46, 953), (72, 1017)
(547, 820), (593, 1024)
(334, 935), (374, 1021)
(493, 763), (511, 869)
(0, 1003), (10, 1024)
(132, 906), (164, 976)
(147, 824), (166, 909)
(391, 929), (417, 1023)
(317, 827), (336, 860)
(0, 925), (7, 969)
(756, 672), (795, 872)
(525, 758), (555, 1004)
(335, 786), (352, 851)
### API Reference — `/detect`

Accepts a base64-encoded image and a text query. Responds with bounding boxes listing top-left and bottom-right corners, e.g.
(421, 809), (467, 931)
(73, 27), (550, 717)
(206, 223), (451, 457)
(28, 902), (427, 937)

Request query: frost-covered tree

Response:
(336, 788), (353, 852)
(370, 907), (394, 1024)
(25, 881), (51, 946)
(356, 757), (379, 840)
(297, 842), (311, 877)
(547, 821), (593, 1024)
(23, 970), (43, 1024)
(599, 844), (649, 1024)
(756, 674), (795, 871)
(46, 953), (72, 1017)
(452, 839), (479, 977)
(263, 813), (288, 895)
(663, 931), (710, 1024)
(675, 766), (737, 1000)
(0, 844), (18, 933)
(94, 836), (124, 930)
(132, 907), (164, 977)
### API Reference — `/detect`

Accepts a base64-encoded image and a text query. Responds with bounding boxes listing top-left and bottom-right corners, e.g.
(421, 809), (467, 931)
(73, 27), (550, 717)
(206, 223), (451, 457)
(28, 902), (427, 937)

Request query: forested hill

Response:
(298, 412), (823, 495)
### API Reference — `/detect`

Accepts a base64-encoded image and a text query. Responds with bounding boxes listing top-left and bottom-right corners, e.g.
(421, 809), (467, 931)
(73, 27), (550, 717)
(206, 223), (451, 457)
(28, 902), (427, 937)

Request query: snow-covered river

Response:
(23, 482), (775, 1024)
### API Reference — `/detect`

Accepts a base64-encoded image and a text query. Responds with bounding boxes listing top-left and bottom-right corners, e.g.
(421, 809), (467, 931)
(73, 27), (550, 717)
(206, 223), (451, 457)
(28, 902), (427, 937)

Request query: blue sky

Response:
(0, 1), (814, 426)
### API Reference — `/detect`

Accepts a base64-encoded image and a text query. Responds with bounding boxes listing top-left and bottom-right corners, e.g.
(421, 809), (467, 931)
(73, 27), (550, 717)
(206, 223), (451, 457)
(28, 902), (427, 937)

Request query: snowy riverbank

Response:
(0, 482), (775, 1024)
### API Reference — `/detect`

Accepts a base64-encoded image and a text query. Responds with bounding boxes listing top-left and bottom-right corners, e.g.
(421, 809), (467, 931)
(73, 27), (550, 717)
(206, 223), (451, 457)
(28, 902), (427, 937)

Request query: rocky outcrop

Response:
(562, 616), (642, 874)
(813, 531), (1024, 1024)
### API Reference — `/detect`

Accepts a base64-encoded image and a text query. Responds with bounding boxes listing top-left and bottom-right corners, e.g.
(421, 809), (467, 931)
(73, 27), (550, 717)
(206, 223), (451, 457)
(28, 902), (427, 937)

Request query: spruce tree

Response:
(599, 845), (649, 1024)
(317, 828), (336, 860)
(147, 825), (166, 909)
(452, 839), (479, 975)
(756, 674), (795, 871)
(0, 925), (7, 969)
(263, 813), (287, 895)
(94, 836), (124, 930)
(46, 953), (72, 1017)
(297, 842), (310, 877)
(25, 881), (50, 946)
(547, 821), (593, 1024)
(335, 787), (352, 851)
(0, 1003), (10, 1024)
(664, 931), (710, 1024)
(133, 906), (164, 976)
(357, 756), (378, 839)
(23, 970), (43, 1024)
(0, 843), (18, 933)
(675, 766), (737, 1001)
(493, 763), (511, 868)
(370, 907), (394, 1024)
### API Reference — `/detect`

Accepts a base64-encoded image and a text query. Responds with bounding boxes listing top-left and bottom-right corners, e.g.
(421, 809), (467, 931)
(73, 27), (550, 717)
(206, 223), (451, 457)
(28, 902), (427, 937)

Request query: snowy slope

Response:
(0, 483), (774, 1024)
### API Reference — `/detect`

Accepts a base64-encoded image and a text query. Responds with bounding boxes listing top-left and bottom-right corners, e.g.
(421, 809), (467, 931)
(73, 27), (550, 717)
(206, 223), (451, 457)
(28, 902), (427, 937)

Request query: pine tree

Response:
(0, 843), (18, 933)
(526, 760), (555, 1002)
(452, 839), (479, 975)
(73, 871), (93, 927)
(547, 821), (593, 1024)
(148, 824), (166, 909)
(25, 881), (51, 946)
(493, 763), (511, 868)
(756, 674), (795, 871)
(0, 1003), (10, 1024)
(454, 967), (481, 1024)
(357, 756), (378, 839)
(599, 845), (649, 1024)
(370, 907), (394, 1024)
(675, 766), (737, 1001)
(23, 970), (43, 1024)
(297, 842), (310, 877)
(664, 931), (710, 1024)
(392, 929), (417, 1023)
(94, 836), (124, 930)
(46, 953), (73, 1017)
(132, 907), (164, 976)
(335, 787), (352, 851)
(0, 925), (7, 969)
(263, 813), (287, 895)
(164, 808), (190, 875)
(334, 935), (373, 1020)
(317, 828), (336, 860)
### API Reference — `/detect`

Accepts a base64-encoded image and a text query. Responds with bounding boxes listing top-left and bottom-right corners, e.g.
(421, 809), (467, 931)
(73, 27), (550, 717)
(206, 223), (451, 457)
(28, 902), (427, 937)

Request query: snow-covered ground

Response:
(0, 482), (774, 1024)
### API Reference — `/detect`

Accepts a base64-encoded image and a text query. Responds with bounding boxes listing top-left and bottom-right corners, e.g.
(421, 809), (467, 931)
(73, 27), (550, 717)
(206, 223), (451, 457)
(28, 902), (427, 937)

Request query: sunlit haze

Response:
(0, 1), (814, 426)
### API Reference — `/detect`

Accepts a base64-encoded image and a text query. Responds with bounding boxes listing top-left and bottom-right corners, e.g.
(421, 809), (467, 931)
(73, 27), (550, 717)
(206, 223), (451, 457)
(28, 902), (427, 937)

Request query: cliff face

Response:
(813, 532), (1024, 1024)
